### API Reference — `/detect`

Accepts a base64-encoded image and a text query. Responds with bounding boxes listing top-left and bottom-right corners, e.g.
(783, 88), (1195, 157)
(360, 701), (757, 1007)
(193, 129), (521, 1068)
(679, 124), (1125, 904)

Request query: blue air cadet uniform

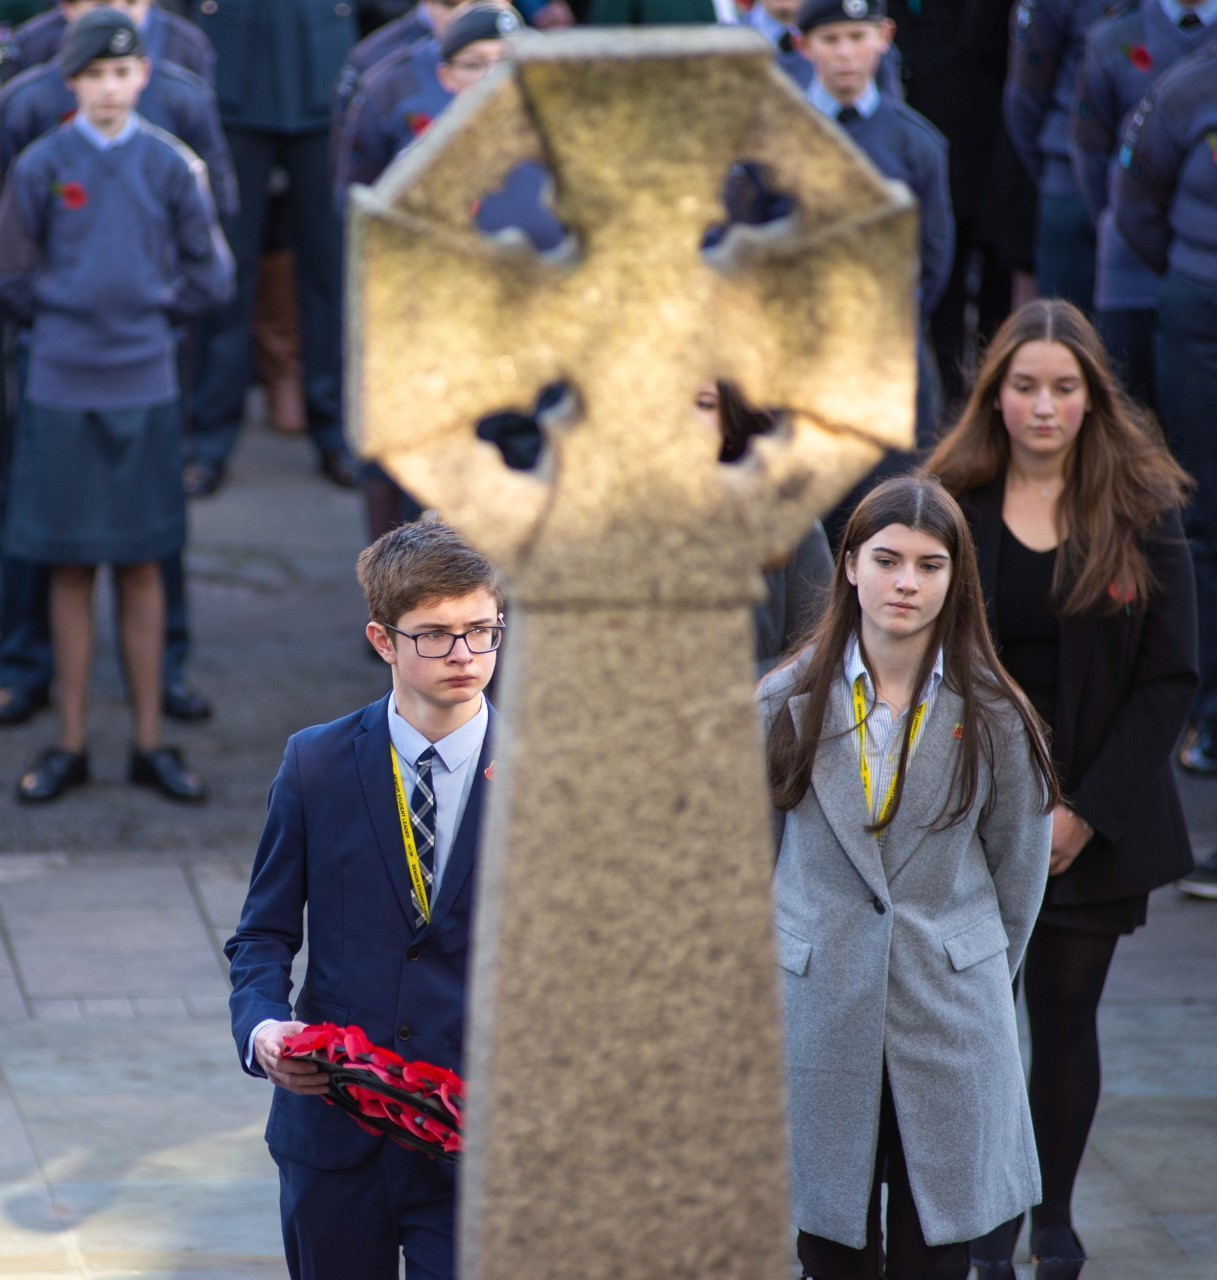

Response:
(0, 56), (236, 215)
(1070, 0), (1216, 402)
(335, 33), (448, 206)
(330, 2), (432, 169)
(1005, 0), (1110, 308)
(1112, 44), (1217, 759)
(0, 2), (216, 84)
(798, 0), (953, 449)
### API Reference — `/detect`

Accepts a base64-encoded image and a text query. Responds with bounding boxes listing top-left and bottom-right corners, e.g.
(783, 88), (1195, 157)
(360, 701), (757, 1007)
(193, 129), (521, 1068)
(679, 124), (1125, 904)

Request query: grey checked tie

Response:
(409, 747), (437, 927)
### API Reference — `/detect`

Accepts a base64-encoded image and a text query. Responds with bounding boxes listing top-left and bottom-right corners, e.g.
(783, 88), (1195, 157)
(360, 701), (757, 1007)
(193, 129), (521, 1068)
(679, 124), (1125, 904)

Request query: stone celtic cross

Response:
(347, 27), (916, 1279)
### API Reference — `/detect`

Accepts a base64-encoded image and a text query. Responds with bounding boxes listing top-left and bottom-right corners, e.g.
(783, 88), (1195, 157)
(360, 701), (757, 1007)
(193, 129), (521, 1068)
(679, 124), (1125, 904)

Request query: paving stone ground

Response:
(0, 415), (1213, 1278)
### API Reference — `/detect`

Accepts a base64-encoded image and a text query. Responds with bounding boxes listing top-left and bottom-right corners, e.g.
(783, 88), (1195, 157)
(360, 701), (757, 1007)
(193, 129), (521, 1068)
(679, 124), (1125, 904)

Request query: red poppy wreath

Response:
(282, 1023), (463, 1161)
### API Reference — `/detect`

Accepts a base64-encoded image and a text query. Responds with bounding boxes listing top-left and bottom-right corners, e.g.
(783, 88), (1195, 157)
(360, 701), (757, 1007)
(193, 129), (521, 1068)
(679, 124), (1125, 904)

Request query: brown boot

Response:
(253, 250), (306, 434)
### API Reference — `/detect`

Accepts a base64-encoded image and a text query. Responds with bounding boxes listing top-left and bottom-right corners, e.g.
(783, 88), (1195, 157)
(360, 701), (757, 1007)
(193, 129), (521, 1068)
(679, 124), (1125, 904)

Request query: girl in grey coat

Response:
(761, 475), (1056, 1280)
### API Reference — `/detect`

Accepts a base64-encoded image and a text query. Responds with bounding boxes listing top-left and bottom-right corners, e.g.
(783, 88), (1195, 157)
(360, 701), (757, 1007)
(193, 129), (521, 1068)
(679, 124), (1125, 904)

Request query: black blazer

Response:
(960, 478), (1198, 905)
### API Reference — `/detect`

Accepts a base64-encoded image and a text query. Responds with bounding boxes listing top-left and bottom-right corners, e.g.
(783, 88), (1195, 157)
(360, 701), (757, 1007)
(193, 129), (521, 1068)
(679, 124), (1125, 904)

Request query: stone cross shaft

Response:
(347, 27), (917, 1279)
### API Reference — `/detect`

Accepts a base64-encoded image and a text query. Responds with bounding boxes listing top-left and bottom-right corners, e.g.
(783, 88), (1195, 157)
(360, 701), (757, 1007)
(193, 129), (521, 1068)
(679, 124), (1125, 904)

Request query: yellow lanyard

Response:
(852, 675), (927, 829)
(391, 747), (430, 925)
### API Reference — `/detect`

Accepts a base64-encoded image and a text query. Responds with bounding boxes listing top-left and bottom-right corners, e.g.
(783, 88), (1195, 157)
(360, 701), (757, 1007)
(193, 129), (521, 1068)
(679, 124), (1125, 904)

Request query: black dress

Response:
(994, 523), (1147, 936)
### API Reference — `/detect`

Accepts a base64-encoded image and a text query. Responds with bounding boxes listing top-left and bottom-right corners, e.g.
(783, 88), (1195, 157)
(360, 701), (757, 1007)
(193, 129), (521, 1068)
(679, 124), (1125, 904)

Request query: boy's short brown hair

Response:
(355, 516), (503, 626)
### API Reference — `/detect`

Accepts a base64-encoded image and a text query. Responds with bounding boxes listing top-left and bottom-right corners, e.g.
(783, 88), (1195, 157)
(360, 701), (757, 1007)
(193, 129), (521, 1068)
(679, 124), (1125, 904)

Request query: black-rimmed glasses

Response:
(383, 623), (505, 658)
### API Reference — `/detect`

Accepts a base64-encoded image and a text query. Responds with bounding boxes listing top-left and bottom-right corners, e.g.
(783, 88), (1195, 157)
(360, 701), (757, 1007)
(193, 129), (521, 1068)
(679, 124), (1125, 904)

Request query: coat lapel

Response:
(800, 692), (889, 901)
(353, 693), (420, 929)
(878, 685), (963, 884)
(1054, 614), (1103, 773)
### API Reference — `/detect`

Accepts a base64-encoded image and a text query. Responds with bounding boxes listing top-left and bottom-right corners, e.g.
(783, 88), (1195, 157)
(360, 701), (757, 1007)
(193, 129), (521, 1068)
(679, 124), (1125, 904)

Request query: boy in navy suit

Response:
(226, 517), (504, 1280)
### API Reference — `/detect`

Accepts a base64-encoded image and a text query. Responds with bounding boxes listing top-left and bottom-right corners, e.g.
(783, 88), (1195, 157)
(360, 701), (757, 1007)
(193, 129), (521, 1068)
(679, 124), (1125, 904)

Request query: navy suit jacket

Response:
(226, 693), (494, 1170)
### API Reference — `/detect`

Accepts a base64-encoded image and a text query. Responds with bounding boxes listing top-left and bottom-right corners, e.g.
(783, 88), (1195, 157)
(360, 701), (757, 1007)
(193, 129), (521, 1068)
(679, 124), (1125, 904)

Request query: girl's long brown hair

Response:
(924, 299), (1191, 615)
(766, 475), (1059, 829)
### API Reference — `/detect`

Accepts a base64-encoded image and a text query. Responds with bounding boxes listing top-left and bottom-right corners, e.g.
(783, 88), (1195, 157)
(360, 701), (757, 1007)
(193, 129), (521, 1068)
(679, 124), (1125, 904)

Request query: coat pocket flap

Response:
(774, 925), (812, 976)
(942, 913), (1009, 971)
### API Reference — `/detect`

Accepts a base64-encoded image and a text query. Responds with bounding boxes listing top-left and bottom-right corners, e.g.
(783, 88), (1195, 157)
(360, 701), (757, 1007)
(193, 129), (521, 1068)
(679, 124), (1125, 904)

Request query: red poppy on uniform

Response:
(407, 113), (433, 137)
(1122, 43), (1152, 70)
(52, 180), (88, 210)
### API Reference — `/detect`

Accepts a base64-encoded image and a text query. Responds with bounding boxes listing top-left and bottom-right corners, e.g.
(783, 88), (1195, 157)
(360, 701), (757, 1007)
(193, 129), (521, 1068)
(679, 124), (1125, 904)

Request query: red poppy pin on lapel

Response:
(953, 723), (964, 740)
(484, 761), (496, 781)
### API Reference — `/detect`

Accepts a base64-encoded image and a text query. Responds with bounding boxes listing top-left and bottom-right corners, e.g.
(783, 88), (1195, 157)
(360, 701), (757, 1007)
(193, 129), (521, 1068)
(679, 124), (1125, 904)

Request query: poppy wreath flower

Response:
(1121, 42), (1152, 70)
(283, 1022), (464, 1159)
(51, 180), (88, 210)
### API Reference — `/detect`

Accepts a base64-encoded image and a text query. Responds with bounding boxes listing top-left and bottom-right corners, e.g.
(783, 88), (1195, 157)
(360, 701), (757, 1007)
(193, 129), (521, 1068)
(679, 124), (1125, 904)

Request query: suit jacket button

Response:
(406, 946), (422, 961)
(200, 0), (218, 12)
(872, 896), (887, 915)
(397, 1024), (412, 1041)
(335, 2), (352, 13)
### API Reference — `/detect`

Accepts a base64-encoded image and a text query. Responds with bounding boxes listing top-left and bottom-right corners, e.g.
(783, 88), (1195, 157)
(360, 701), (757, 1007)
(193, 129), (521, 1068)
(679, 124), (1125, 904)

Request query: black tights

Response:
(1025, 922), (1119, 1227)
(973, 921), (1119, 1260)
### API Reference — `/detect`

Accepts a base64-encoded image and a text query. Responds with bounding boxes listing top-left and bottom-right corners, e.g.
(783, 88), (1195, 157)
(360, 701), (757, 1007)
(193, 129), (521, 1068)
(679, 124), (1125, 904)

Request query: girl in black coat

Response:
(924, 299), (1197, 1278)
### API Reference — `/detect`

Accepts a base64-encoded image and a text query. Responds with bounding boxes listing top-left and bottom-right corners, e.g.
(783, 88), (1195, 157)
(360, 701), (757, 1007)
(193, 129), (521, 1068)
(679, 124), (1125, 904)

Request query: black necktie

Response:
(1180, 12), (1202, 28)
(837, 106), (861, 125)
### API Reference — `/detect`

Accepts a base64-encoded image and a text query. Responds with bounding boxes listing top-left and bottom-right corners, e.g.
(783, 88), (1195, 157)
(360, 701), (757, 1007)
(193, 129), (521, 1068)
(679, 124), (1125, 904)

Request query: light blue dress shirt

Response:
(73, 111), (140, 151)
(387, 694), (489, 898)
(1158, 0), (1217, 26)
(807, 77), (882, 121)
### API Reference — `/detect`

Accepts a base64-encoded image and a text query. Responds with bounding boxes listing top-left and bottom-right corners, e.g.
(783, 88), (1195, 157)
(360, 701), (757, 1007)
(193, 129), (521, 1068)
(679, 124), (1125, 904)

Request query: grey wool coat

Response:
(761, 658), (1052, 1249)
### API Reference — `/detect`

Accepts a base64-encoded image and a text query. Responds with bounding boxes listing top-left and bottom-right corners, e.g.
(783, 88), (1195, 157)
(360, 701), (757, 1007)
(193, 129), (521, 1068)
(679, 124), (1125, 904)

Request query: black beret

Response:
(60, 8), (144, 79)
(797, 0), (887, 31)
(439, 3), (522, 63)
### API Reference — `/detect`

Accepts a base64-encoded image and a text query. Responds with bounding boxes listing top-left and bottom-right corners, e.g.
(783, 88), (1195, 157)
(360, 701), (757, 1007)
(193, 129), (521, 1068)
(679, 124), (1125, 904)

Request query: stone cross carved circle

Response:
(347, 29), (920, 1280)
(347, 26), (917, 605)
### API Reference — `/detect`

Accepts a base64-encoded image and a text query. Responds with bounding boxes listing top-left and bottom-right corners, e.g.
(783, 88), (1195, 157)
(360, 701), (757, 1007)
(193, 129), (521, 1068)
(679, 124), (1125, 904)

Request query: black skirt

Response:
(1039, 894), (1149, 937)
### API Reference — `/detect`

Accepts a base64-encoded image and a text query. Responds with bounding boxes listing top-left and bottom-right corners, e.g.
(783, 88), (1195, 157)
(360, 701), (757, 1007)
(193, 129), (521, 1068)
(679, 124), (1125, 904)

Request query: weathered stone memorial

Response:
(347, 26), (917, 1279)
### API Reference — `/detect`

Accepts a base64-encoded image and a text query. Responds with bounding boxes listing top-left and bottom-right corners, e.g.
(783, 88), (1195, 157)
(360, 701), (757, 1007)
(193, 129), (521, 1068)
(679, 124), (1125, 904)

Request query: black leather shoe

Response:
(183, 458), (226, 498)
(17, 748), (88, 803)
(318, 449), (359, 489)
(129, 745), (208, 802)
(0, 685), (50, 727)
(972, 1265), (1016, 1279)
(1031, 1224), (1085, 1279)
(163, 681), (213, 722)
